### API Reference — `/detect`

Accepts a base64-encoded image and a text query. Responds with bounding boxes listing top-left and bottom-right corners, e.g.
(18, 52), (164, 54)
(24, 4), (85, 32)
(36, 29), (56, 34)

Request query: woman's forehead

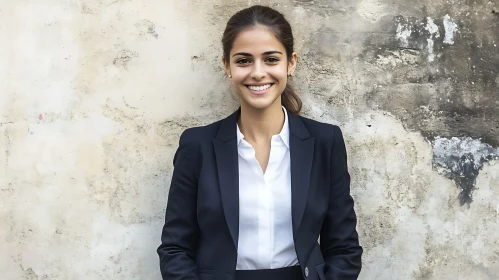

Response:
(231, 26), (286, 55)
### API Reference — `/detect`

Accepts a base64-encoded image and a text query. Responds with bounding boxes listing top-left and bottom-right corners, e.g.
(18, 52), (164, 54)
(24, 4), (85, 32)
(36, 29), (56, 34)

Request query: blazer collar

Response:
(215, 107), (311, 142)
(236, 106), (291, 148)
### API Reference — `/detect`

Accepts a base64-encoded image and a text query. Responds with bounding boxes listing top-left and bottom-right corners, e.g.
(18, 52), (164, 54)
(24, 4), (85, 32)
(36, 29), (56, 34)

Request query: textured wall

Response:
(1, 0), (498, 279)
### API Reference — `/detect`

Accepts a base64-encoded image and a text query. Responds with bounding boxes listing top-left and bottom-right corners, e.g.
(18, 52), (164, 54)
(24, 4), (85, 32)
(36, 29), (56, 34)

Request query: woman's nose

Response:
(250, 62), (266, 80)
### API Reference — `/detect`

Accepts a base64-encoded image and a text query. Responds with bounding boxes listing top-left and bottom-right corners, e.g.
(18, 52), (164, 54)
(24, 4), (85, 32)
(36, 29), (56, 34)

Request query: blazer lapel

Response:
(212, 108), (314, 246)
(213, 109), (240, 249)
(288, 112), (315, 235)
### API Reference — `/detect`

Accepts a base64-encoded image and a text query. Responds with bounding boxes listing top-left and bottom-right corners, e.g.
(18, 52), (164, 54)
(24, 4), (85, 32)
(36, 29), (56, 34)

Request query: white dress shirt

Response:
(235, 107), (299, 270)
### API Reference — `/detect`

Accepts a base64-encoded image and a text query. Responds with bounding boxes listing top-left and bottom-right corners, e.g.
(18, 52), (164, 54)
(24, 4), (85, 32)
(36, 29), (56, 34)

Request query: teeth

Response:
(248, 84), (272, 91)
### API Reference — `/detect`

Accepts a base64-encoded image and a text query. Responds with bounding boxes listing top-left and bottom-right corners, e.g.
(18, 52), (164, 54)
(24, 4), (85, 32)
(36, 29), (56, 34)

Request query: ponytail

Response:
(281, 83), (302, 115)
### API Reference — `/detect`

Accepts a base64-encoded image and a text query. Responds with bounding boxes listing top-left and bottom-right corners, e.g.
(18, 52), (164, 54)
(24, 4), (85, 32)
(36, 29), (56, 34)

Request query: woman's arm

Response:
(157, 129), (201, 280)
(320, 126), (363, 280)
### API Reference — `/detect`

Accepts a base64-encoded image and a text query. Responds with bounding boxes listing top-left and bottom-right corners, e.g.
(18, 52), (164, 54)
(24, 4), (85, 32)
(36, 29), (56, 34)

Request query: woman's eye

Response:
(266, 57), (279, 63)
(236, 58), (250, 64)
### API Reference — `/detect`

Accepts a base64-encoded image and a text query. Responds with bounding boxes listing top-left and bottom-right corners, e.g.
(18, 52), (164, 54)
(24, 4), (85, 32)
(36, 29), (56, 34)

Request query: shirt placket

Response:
(265, 140), (275, 268)
(242, 141), (270, 268)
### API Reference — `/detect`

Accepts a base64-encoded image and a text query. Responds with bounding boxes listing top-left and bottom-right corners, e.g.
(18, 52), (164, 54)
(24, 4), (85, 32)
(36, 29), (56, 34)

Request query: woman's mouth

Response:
(246, 83), (273, 95)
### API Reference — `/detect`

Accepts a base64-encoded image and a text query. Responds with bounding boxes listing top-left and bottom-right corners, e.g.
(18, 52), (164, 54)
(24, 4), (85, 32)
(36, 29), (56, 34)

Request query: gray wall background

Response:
(1, 0), (498, 279)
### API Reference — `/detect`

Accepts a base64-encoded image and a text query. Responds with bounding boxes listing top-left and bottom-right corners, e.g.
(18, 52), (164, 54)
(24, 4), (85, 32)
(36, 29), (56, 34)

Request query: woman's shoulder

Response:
(179, 119), (223, 144)
(180, 119), (229, 144)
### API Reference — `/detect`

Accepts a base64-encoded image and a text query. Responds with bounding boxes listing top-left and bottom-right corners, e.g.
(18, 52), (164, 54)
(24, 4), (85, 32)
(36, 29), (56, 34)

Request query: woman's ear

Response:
(222, 56), (231, 77)
(288, 52), (298, 76)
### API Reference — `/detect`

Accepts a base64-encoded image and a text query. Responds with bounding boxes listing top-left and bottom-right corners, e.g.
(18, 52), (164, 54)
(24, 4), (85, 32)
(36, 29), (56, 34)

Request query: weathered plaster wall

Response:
(1, 0), (498, 279)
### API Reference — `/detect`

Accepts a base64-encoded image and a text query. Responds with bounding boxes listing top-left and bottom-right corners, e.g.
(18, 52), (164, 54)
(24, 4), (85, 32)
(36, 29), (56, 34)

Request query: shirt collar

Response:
(236, 106), (290, 148)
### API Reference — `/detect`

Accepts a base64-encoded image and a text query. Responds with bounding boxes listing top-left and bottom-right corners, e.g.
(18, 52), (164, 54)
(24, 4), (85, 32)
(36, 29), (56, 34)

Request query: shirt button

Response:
(304, 267), (309, 278)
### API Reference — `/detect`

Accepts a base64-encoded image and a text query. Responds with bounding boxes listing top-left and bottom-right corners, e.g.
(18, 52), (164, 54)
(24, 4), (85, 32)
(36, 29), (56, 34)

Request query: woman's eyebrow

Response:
(232, 50), (283, 57)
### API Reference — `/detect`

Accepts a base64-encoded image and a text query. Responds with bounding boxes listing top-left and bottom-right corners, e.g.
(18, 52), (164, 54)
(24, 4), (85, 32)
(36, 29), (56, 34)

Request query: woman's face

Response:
(223, 25), (297, 111)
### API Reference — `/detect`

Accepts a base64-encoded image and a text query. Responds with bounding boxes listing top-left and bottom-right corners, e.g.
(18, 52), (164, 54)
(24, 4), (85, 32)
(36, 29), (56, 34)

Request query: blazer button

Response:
(304, 267), (309, 278)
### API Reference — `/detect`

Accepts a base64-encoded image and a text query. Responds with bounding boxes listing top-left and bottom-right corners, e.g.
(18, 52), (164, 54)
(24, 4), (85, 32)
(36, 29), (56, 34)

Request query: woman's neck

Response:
(238, 101), (285, 143)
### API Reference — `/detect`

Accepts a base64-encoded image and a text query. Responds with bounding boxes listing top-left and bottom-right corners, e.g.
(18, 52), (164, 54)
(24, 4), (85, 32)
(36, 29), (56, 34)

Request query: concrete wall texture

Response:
(1, 0), (498, 279)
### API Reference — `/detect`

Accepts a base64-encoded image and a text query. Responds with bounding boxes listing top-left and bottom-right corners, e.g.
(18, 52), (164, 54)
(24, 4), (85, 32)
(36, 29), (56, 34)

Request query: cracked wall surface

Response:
(1, 0), (498, 279)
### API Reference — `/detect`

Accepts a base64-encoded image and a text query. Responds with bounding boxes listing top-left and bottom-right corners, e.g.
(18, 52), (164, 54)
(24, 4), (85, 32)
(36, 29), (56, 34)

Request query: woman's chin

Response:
(240, 98), (281, 111)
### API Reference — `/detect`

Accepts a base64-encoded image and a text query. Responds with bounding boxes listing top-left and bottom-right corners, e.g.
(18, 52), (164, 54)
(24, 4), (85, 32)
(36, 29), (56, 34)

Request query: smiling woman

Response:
(157, 5), (362, 280)
(221, 6), (301, 116)
(223, 26), (297, 114)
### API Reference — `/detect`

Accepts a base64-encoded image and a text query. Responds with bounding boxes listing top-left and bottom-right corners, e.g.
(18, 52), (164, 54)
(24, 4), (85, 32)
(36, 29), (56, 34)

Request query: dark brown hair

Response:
(222, 5), (302, 115)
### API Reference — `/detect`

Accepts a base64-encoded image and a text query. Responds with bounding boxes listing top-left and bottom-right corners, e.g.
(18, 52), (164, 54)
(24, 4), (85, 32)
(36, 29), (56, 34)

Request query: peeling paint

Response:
(425, 17), (440, 62)
(425, 17), (440, 38)
(443, 14), (458, 45)
(432, 136), (499, 205)
(396, 23), (412, 48)
(426, 38), (435, 62)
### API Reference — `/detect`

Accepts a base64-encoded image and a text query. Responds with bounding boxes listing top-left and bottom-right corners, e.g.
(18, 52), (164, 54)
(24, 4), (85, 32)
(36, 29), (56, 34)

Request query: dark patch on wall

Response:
(361, 15), (449, 56)
(432, 137), (499, 205)
(364, 8), (499, 148)
(297, 0), (499, 205)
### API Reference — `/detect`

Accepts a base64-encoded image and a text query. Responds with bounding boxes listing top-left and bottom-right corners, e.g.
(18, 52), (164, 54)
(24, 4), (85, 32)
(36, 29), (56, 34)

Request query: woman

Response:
(157, 5), (362, 280)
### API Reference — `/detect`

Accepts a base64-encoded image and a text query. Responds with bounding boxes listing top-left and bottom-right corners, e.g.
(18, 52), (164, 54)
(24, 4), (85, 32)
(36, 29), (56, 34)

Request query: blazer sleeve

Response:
(320, 126), (363, 279)
(157, 129), (201, 280)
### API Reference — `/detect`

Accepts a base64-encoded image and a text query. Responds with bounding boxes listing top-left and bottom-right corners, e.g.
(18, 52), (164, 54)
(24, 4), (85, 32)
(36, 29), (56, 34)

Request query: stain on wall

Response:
(432, 137), (499, 205)
(1, 0), (498, 279)
(365, 3), (499, 149)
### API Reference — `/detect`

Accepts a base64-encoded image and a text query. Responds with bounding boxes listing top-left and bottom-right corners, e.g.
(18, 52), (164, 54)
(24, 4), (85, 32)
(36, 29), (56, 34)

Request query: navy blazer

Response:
(157, 108), (362, 280)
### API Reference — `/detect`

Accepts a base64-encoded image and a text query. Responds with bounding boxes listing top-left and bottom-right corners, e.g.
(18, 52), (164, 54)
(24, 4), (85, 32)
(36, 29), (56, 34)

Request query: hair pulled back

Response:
(222, 5), (302, 115)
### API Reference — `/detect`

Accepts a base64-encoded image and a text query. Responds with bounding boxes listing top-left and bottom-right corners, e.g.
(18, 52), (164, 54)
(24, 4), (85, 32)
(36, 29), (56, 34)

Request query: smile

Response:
(246, 84), (273, 91)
